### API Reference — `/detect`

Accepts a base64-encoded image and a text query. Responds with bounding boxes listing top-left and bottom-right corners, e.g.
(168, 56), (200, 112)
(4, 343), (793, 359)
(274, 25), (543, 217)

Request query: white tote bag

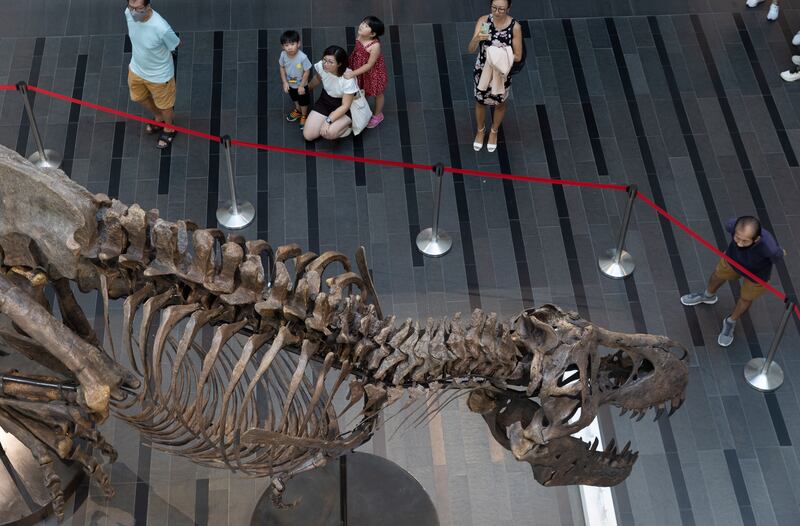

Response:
(349, 89), (372, 136)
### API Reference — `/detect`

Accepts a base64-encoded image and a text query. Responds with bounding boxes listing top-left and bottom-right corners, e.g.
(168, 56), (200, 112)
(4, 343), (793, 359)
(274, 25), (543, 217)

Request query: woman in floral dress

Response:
(467, 0), (523, 152)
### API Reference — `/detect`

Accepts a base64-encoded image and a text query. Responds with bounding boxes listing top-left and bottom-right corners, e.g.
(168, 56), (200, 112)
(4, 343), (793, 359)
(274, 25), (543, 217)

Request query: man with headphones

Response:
(681, 216), (786, 347)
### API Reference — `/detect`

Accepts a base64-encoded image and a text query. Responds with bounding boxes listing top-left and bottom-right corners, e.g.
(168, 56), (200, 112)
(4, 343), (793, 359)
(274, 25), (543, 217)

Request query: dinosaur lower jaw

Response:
(507, 422), (638, 487)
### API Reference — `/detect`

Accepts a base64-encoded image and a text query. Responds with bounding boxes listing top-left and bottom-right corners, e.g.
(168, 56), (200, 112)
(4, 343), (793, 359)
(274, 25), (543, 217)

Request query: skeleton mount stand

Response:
(0, 427), (84, 526)
(251, 452), (439, 526)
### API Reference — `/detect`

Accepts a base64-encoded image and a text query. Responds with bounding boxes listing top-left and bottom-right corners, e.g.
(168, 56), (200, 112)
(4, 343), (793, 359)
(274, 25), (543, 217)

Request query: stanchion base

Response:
(598, 249), (635, 279)
(416, 228), (452, 257)
(28, 149), (62, 169)
(216, 200), (255, 230)
(744, 358), (784, 392)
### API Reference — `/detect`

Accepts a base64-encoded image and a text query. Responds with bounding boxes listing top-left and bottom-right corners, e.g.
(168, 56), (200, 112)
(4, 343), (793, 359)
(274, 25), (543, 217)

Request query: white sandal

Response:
(473, 126), (486, 151)
(487, 128), (499, 153)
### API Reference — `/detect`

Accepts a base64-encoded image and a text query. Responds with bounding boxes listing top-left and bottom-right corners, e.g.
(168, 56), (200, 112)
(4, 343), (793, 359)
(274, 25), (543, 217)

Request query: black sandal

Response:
(145, 122), (164, 135)
(156, 130), (177, 149)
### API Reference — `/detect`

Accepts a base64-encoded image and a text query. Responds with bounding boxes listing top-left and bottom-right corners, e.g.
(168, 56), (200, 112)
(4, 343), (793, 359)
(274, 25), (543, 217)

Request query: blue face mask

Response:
(131, 9), (148, 22)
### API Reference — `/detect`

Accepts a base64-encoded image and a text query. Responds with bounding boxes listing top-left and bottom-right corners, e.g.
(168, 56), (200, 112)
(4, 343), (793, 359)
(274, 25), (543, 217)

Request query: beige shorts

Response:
(128, 69), (176, 110)
(714, 258), (767, 301)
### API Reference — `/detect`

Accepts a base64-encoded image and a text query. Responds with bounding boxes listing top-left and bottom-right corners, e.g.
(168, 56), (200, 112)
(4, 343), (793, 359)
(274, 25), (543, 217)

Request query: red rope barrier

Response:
(444, 166), (628, 191)
(26, 85), (221, 143)
(230, 138), (431, 170)
(4, 82), (798, 322)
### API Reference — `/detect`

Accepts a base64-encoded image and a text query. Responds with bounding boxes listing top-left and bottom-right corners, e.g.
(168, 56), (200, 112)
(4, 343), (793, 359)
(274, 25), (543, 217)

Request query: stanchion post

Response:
(599, 184), (637, 279)
(416, 163), (452, 257)
(16, 81), (62, 169)
(744, 297), (796, 392)
(216, 135), (255, 230)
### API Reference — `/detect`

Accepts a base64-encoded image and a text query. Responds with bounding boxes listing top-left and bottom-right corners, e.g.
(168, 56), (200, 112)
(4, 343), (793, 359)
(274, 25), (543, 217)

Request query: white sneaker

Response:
(793, 31), (800, 46)
(781, 68), (800, 82)
(746, 0), (763, 7)
(792, 55), (800, 66)
(767, 3), (779, 20)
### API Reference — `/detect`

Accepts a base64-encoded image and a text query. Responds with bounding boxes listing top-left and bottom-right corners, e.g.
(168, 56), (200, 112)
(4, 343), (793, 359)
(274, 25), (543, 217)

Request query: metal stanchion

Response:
(599, 184), (637, 279)
(16, 81), (62, 169)
(216, 135), (255, 229)
(416, 163), (452, 257)
(744, 298), (796, 392)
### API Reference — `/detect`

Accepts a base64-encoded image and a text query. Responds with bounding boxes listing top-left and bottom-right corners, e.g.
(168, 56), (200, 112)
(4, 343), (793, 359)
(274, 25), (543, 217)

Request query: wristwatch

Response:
(325, 116), (332, 124)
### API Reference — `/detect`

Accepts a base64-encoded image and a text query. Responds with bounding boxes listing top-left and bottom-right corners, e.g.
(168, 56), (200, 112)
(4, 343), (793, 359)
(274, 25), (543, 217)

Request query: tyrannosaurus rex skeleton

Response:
(0, 144), (689, 520)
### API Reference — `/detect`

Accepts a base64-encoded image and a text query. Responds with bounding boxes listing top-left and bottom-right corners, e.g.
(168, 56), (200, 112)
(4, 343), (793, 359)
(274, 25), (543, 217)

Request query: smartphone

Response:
(480, 22), (491, 35)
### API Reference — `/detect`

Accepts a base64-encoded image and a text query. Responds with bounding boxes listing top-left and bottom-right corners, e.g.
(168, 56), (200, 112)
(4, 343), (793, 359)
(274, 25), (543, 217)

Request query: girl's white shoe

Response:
(767, 3), (779, 20)
(473, 127), (486, 151)
(487, 128), (499, 153)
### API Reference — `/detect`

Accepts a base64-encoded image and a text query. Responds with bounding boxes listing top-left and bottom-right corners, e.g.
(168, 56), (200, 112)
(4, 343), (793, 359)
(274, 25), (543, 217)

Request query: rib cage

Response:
(98, 217), (524, 478)
(75, 194), (517, 477)
(111, 281), (347, 477)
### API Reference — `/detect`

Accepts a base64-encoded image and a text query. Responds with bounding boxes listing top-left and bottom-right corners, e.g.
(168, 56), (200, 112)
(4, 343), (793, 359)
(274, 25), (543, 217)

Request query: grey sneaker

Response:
(680, 291), (718, 306)
(718, 317), (736, 347)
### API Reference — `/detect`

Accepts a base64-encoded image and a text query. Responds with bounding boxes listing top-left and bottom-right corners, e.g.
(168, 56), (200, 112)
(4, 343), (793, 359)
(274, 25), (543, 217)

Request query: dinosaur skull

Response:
(472, 304), (689, 486)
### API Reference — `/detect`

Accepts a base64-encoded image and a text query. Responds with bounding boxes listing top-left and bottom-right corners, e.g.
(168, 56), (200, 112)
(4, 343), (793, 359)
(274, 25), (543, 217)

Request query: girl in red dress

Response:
(346, 16), (388, 128)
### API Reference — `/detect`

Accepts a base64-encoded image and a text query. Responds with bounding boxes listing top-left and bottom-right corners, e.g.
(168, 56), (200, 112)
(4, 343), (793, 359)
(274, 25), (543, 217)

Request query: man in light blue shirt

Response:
(125, 0), (180, 149)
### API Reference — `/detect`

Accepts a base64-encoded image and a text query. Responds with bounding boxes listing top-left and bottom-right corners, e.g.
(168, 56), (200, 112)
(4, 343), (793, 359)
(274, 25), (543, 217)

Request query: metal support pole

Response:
(216, 135), (255, 229)
(416, 163), (452, 257)
(599, 184), (637, 279)
(744, 298), (796, 392)
(16, 81), (62, 169)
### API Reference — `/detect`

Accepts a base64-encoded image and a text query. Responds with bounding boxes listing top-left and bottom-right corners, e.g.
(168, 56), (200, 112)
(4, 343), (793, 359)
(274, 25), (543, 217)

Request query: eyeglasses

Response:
(322, 59), (337, 65)
(127, 5), (148, 13)
(490, 5), (508, 12)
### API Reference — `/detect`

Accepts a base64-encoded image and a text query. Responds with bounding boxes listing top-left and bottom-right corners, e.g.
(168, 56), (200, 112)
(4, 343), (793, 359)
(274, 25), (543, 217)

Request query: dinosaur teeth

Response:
(604, 438), (616, 457)
(635, 410), (646, 422)
(590, 437), (599, 451)
(668, 396), (683, 416)
(619, 407), (628, 417)
(621, 441), (631, 456)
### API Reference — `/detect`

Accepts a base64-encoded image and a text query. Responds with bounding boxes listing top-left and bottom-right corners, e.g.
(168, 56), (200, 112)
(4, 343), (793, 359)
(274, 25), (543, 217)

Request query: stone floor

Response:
(2, 1), (800, 525)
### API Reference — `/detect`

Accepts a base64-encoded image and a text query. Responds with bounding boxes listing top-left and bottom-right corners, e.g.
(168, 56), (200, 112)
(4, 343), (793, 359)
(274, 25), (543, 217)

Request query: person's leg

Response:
(322, 116), (353, 139)
(474, 103), (487, 150)
(303, 111), (326, 141)
(681, 258), (733, 306)
(718, 278), (766, 347)
(705, 270), (727, 295)
(298, 103), (309, 129)
(367, 94), (386, 128)
(148, 77), (178, 148)
(128, 70), (164, 127)
(488, 101), (508, 151)
(719, 281), (762, 347)
(729, 298), (753, 321)
(160, 107), (174, 131)
(136, 95), (164, 121)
